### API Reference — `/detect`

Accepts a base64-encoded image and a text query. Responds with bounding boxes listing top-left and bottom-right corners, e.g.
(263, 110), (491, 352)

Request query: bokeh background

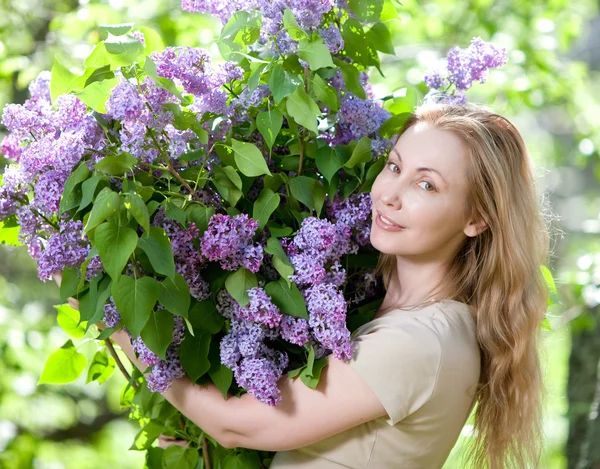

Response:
(1, 0), (599, 468)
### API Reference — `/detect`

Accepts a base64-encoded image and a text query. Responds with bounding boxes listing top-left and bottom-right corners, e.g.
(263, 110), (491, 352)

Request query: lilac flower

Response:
(106, 80), (145, 121)
(32, 170), (69, 216)
(233, 354), (287, 406)
(200, 213), (264, 272)
(280, 315), (311, 346)
(102, 297), (121, 328)
(326, 192), (372, 251)
(291, 0), (334, 29)
(146, 344), (187, 393)
(235, 287), (283, 328)
(293, 217), (338, 258)
(27, 71), (52, 103)
(334, 93), (391, 145)
(305, 283), (352, 360)
(423, 37), (508, 104)
(319, 25), (344, 53)
(2, 134), (22, 162)
(36, 220), (93, 281)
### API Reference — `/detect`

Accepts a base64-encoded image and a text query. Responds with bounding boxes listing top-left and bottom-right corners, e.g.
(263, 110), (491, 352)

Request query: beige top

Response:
(270, 299), (481, 469)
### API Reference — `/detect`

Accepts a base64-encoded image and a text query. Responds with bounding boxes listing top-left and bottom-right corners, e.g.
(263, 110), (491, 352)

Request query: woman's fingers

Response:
(157, 434), (189, 449)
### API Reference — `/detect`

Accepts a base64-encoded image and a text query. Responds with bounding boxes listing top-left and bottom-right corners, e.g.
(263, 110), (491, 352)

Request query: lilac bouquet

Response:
(0, 0), (508, 462)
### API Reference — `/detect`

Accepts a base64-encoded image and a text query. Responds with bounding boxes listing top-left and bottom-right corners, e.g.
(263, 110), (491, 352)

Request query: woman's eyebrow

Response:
(390, 149), (448, 184)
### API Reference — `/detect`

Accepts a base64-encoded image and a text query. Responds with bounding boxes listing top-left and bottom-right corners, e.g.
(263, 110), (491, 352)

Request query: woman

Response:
(56, 102), (550, 468)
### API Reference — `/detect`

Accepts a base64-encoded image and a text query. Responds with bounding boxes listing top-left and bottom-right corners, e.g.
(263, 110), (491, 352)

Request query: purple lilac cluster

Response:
(284, 216), (350, 287)
(129, 315), (187, 393)
(218, 310), (288, 406)
(0, 72), (105, 260)
(423, 37), (508, 105)
(181, 0), (342, 56)
(153, 208), (210, 301)
(325, 192), (372, 253)
(330, 92), (392, 157)
(199, 213), (264, 272)
(35, 220), (98, 282)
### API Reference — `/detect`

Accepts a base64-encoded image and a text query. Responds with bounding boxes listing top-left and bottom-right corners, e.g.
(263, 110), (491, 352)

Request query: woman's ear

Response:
(464, 217), (489, 238)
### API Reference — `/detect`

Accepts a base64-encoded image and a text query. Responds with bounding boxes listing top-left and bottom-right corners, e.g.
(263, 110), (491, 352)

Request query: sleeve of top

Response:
(348, 316), (442, 426)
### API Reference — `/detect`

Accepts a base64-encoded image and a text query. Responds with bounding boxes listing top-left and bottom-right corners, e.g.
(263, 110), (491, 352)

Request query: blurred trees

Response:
(1, 0), (600, 468)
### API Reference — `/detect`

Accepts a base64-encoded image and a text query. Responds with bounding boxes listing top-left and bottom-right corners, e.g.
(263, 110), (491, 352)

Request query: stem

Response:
(147, 128), (204, 203)
(105, 338), (138, 391)
(298, 131), (305, 176)
(201, 436), (211, 469)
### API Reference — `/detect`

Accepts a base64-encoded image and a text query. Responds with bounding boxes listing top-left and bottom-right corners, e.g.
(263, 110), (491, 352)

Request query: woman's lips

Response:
(375, 212), (405, 232)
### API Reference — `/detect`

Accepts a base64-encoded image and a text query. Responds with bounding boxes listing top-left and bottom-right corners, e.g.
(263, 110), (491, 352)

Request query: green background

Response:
(1, 0), (599, 467)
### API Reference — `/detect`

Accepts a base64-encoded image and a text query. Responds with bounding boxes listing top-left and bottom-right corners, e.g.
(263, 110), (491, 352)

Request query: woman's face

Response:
(370, 121), (477, 262)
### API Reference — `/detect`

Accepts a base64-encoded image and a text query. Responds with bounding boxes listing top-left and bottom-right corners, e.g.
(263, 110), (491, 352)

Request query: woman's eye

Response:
(387, 162), (400, 173)
(418, 181), (435, 192)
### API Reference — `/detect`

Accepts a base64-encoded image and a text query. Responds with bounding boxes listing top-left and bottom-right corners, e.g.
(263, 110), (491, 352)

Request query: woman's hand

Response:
(157, 434), (190, 449)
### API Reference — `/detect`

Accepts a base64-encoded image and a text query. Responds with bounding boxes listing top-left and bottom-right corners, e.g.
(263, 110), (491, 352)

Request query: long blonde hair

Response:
(374, 103), (551, 468)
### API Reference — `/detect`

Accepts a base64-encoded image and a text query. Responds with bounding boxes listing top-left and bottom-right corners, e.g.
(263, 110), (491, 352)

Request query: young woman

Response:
(55, 102), (550, 468)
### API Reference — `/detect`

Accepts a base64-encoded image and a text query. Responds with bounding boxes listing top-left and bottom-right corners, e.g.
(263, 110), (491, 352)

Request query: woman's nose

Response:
(379, 188), (402, 209)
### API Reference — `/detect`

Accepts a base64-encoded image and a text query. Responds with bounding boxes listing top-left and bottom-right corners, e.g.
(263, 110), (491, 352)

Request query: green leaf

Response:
(158, 274), (191, 318)
(315, 145), (347, 182)
(286, 86), (321, 134)
(59, 267), (80, 302)
(230, 139), (272, 177)
(225, 268), (258, 308)
(187, 300), (224, 334)
(141, 309), (174, 360)
(124, 192), (150, 233)
(74, 78), (119, 113)
(83, 187), (121, 234)
(179, 330), (212, 382)
(136, 26), (165, 53)
(38, 340), (87, 385)
(78, 274), (112, 329)
(252, 188), (280, 230)
(366, 22), (395, 55)
(130, 421), (164, 451)
(283, 8), (308, 40)
(55, 304), (87, 339)
(112, 275), (160, 337)
(264, 237), (294, 286)
(344, 136), (372, 168)
(541, 265), (559, 306)
(301, 356), (329, 389)
(269, 64), (302, 105)
(163, 445), (199, 469)
(98, 23), (134, 40)
(222, 452), (261, 469)
(378, 112), (410, 139)
(298, 37), (334, 71)
(95, 222), (138, 280)
(94, 152), (137, 175)
(348, 0), (383, 21)
(104, 32), (145, 67)
(290, 176), (326, 215)
(341, 18), (379, 68)
(311, 73), (340, 112)
(218, 10), (262, 61)
(86, 349), (116, 384)
(50, 59), (77, 105)
(84, 43), (111, 69)
(137, 226), (176, 280)
(164, 200), (187, 227)
(334, 59), (365, 99)
(78, 174), (109, 213)
(60, 163), (90, 215)
(264, 277), (308, 319)
(212, 165), (243, 207)
(256, 109), (283, 149)
(185, 204), (215, 235)
(0, 224), (21, 246)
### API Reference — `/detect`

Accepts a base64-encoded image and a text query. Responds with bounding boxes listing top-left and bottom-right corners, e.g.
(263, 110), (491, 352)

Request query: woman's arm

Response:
(51, 272), (388, 451)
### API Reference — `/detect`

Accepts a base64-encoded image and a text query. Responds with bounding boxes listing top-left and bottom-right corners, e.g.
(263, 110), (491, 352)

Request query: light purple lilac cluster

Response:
(325, 192), (372, 253)
(423, 37), (508, 105)
(153, 208), (211, 301)
(181, 0), (343, 56)
(199, 213), (264, 272)
(34, 220), (102, 281)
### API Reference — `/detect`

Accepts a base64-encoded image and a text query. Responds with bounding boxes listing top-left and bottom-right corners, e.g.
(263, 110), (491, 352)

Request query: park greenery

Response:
(1, 0), (600, 468)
